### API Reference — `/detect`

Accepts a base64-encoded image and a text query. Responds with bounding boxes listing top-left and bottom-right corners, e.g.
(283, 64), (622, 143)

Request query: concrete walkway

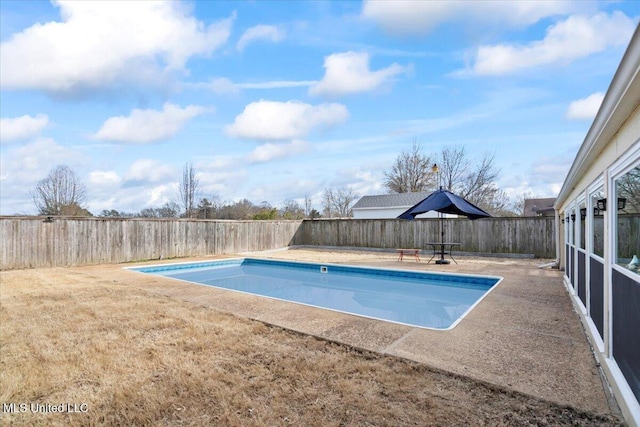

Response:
(94, 248), (618, 416)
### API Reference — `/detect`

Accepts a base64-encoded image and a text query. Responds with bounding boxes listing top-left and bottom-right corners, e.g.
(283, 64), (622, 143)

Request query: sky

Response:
(1, 1), (639, 216)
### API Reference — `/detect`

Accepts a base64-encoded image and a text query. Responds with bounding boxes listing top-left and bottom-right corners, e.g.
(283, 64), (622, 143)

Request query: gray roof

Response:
(524, 198), (556, 216)
(352, 191), (432, 209)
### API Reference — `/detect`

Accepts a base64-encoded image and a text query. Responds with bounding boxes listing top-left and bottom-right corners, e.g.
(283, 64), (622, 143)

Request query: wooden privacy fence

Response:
(1, 217), (302, 270)
(292, 217), (556, 259)
(1, 216), (556, 270)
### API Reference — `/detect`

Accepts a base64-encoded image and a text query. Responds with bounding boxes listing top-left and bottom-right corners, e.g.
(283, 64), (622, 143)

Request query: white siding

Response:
(353, 207), (447, 219)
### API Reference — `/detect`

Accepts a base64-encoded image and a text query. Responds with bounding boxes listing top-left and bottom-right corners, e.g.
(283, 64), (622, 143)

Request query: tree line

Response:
(97, 198), (321, 220)
(29, 164), (327, 220)
(30, 142), (529, 219)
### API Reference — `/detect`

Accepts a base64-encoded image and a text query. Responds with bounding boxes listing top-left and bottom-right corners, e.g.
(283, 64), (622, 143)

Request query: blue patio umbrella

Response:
(397, 188), (491, 264)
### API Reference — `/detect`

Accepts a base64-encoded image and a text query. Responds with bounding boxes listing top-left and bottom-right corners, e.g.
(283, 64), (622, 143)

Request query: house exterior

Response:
(352, 191), (441, 219)
(555, 25), (639, 426)
(523, 197), (556, 217)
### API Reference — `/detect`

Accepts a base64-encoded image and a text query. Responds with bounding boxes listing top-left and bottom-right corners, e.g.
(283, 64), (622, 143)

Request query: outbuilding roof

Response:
(523, 198), (556, 216)
(352, 191), (433, 209)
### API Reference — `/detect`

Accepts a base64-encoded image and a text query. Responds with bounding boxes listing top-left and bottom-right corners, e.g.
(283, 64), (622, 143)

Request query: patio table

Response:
(425, 242), (461, 264)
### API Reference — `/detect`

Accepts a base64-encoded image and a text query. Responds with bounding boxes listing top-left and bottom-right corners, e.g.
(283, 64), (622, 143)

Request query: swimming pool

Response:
(130, 258), (502, 330)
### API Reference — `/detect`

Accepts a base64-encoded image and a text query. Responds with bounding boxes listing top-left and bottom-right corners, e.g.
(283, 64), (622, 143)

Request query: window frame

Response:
(608, 140), (640, 280)
(588, 181), (605, 260)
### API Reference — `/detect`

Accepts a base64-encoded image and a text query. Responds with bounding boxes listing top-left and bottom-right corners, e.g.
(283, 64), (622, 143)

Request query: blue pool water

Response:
(131, 258), (502, 330)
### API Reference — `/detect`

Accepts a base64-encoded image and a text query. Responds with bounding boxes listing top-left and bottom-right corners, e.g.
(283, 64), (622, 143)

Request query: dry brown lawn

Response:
(0, 267), (624, 426)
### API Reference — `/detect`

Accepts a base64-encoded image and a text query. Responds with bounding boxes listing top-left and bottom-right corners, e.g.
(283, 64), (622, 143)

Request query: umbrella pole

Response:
(435, 212), (450, 265)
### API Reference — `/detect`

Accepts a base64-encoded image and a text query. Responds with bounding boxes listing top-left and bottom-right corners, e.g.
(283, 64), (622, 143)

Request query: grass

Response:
(0, 267), (624, 426)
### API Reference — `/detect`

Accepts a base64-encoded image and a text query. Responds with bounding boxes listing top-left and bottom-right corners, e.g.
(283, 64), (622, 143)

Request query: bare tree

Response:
(31, 165), (89, 215)
(304, 195), (313, 217)
(99, 209), (121, 217)
(509, 191), (536, 217)
(386, 143), (509, 214)
(280, 199), (305, 219)
(434, 146), (507, 215)
(460, 152), (499, 200)
(138, 208), (159, 218)
(475, 186), (513, 216)
(437, 146), (470, 191)
(157, 201), (180, 218)
(233, 199), (259, 219)
(178, 162), (199, 218)
(133, 202), (179, 218)
(384, 140), (436, 193)
(617, 165), (640, 213)
(99, 209), (134, 218)
(322, 187), (358, 218)
(322, 190), (334, 218)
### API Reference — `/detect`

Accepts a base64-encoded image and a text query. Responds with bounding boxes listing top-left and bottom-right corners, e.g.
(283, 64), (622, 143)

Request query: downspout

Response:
(555, 208), (561, 268)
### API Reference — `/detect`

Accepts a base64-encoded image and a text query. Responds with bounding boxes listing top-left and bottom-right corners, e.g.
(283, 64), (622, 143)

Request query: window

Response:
(569, 205), (575, 245)
(591, 189), (604, 257)
(615, 165), (640, 273)
(579, 200), (586, 250)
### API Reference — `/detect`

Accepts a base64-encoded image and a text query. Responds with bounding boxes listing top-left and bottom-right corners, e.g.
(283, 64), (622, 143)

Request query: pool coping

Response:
(125, 257), (504, 332)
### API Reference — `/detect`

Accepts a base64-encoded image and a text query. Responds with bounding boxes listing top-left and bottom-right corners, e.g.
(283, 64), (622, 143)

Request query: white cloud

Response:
(247, 140), (311, 163)
(87, 182), (177, 214)
(361, 0), (580, 35)
(245, 180), (319, 207)
(309, 51), (407, 97)
(238, 80), (317, 90)
(331, 167), (383, 198)
(469, 12), (635, 76)
(202, 77), (241, 94)
(198, 77), (315, 94)
(2, 138), (86, 175)
(237, 24), (284, 51)
(89, 170), (121, 186)
(0, 1), (235, 94)
(86, 171), (123, 210)
(565, 92), (605, 120)
(147, 184), (174, 206)
(93, 103), (209, 144)
(123, 159), (176, 185)
(0, 114), (49, 143)
(85, 163), (182, 213)
(197, 164), (247, 197)
(0, 138), (88, 214)
(530, 159), (571, 185)
(225, 100), (349, 141)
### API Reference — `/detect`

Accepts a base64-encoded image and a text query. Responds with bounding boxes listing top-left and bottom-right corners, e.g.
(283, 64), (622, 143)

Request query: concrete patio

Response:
(84, 247), (619, 418)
